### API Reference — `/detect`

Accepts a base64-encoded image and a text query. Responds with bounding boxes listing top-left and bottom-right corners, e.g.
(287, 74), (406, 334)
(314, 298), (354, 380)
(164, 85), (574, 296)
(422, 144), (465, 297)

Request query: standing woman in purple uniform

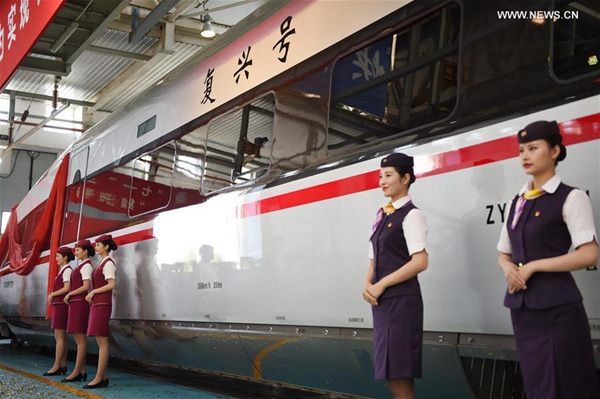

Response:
(62, 239), (94, 382)
(363, 153), (428, 399)
(84, 234), (117, 389)
(43, 246), (74, 376)
(497, 121), (599, 399)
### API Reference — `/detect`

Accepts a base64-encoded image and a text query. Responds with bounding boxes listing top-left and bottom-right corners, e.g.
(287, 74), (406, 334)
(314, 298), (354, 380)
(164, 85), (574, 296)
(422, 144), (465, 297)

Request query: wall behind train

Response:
(0, 150), (56, 224)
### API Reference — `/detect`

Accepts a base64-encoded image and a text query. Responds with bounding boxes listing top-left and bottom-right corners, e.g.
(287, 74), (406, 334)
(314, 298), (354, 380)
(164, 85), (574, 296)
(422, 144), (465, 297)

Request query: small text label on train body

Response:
(349, 317), (364, 323)
(486, 203), (507, 225)
(197, 281), (223, 289)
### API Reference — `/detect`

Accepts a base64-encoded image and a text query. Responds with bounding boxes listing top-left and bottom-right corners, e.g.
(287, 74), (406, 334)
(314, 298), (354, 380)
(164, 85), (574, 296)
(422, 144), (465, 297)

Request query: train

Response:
(1, 0), (599, 397)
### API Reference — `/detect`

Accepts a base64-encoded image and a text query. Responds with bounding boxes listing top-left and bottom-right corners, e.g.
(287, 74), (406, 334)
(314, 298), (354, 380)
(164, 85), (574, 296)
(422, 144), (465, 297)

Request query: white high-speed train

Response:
(1, 0), (599, 397)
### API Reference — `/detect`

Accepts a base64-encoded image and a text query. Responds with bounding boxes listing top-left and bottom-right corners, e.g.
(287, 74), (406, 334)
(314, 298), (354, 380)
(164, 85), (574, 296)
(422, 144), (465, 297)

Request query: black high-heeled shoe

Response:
(83, 378), (109, 389)
(43, 366), (67, 376)
(61, 372), (87, 382)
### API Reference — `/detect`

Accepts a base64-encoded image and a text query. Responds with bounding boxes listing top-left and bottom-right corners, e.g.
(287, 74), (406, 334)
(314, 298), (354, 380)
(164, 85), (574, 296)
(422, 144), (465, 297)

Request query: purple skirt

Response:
(372, 295), (423, 380)
(51, 304), (68, 330)
(511, 301), (600, 399)
(87, 305), (112, 337)
(66, 300), (90, 334)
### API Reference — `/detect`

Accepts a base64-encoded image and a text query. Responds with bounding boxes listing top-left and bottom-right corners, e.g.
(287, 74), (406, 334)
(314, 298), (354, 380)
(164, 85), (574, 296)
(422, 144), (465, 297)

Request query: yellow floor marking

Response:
(0, 363), (103, 399)
(253, 337), (301, 379)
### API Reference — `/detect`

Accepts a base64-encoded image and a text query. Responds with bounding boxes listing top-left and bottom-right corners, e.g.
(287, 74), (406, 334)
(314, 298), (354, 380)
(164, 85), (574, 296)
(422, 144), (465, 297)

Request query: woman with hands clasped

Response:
(83, 234), (117, 389)
(363, 152), (428, 399)
(43, 246), (74, 376)
(497, 121), (599, 399)
(62, 239), (94, 383)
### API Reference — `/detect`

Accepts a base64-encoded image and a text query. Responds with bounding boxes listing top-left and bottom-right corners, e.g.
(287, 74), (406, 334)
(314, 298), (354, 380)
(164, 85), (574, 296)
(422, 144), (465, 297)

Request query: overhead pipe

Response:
(8, 91), (15, 143)
(1, 102), (71, 156)
(0, 119), (85, 133)
(53, 76), (61, 110)
(180, 0), (262, 20)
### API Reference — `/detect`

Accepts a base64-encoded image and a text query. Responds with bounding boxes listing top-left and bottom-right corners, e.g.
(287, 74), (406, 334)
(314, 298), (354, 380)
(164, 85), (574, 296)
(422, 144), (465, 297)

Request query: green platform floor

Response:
(0, 340), (237, 399)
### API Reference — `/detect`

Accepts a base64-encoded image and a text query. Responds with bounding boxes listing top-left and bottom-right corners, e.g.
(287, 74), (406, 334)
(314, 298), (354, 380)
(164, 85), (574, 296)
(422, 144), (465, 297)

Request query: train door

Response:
(61, 145), (89, 244)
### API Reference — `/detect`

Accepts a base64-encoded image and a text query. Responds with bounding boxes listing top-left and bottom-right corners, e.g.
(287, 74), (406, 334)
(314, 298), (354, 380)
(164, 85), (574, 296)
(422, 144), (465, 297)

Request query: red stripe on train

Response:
(239, 113), (600, 218)
(113, 228), (154, 247)
(3, 114), (598, 274)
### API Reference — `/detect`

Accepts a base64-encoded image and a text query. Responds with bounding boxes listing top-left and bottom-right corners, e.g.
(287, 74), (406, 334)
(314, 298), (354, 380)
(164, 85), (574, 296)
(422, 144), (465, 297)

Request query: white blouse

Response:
(80, 261), (93, 281)
(100, 259), (116, 280)
(59, 264), (72, 283)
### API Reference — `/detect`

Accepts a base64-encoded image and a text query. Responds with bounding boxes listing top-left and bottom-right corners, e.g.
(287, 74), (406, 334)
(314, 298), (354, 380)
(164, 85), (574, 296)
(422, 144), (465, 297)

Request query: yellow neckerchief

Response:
(511, 187), (546, 231)
(382, 203), (396, 215)
(522, 187), (545, 200)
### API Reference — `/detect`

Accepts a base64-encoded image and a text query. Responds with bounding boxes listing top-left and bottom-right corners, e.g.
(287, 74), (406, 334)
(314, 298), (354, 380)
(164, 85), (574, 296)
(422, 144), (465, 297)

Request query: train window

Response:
(202, 94), (274, 193)
(328, 3), (460, 153)
(128, 142), (175, 218)
(552, 1), (600, 81)
(270, 67), (330, 172)
(172, 126), (206, 196)
(137, 115), (157, 138)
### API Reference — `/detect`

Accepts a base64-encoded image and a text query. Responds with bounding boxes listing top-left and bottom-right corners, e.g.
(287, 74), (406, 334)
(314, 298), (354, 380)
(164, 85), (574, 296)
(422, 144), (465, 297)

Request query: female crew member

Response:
(497, 120), (599, 399)
(62, 239), (94, 383)
(363, 152), (428, 399)
(43, 246), (74, 376)
(84, 234), (117, 389)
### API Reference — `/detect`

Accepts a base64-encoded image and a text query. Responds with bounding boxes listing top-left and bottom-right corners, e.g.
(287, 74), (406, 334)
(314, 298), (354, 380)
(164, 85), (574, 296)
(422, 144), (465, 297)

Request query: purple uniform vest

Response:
(504, 182), (583, 309)
(370, 202), (422, 300)
(51, 266), (72, 305)
(69, 259), (91, 302)
(91, 257), (114, 306)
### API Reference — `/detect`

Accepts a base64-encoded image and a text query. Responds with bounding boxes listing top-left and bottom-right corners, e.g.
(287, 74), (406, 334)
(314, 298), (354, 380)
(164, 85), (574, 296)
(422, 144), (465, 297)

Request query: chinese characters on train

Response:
(273, 16), (296, 63)
(352, 47), (386, 82)
(200, 16), (296, 103)
(233, 46), (253, 84)
(201, 68), (215, 104)
(75, 180), (135, 214)
(0, 0), (36, 62)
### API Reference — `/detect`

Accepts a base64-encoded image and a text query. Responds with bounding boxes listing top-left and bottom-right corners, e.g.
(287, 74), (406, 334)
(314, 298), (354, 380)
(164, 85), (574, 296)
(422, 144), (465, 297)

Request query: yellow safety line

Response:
(253, 337), (300, 379)
(0, 364), (103, 399)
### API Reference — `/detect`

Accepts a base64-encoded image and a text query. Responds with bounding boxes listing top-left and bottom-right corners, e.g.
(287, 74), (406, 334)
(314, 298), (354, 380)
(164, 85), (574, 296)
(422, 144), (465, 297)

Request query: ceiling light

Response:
(201, 14), (216, 38)
(50, 21), (79, 53)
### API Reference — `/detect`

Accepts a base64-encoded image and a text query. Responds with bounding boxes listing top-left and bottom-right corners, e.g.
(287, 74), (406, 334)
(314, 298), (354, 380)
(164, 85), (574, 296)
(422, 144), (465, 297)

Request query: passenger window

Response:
(270, 67), (330, 172)
(328, 3), (460, 153)
(203, 94), (274, 193)
(172, 126), (207, 204)
(137, 115), (157, 138)
(128, 142), (175, 218)
(552, 0), (600, 81)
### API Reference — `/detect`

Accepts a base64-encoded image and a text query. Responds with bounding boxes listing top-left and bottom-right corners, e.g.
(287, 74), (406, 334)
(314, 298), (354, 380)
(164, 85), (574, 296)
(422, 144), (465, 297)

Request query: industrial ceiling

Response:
(0, 0), (289, 154)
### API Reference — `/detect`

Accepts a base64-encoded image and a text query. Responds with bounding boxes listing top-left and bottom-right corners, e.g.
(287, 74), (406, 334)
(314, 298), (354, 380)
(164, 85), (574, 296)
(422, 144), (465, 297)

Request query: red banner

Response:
(0, 152), (69, 319)
(0, 0), (66, 90)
